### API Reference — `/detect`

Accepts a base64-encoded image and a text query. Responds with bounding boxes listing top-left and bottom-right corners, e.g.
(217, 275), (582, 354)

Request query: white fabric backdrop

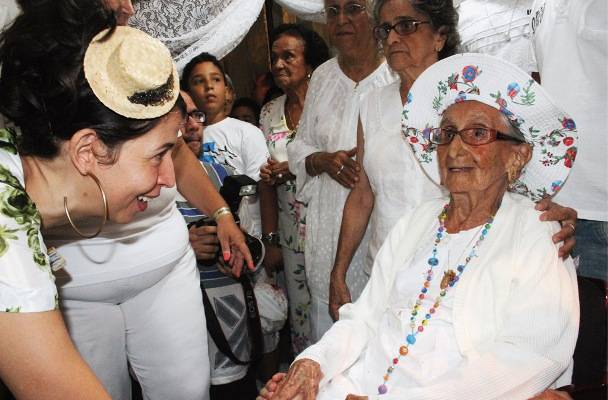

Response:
(130, 0), (265, 72)
(274, 0), (325, 22)
(0, 0), (19, 32)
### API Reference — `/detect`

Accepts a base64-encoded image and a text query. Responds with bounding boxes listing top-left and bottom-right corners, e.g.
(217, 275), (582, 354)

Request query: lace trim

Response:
(130, 0), (265, 73)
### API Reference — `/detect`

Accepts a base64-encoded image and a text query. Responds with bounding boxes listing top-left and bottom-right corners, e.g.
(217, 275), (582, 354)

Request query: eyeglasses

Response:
(324, 3), (366, 20)
(429, 127), (525, 146)
(373, 19), (430, 40)
(187, 110), (206, 124)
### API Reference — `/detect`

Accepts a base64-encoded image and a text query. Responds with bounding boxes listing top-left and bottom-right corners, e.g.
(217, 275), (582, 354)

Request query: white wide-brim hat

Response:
(402, 53), (578, 202)
(84, 26), (180, 119)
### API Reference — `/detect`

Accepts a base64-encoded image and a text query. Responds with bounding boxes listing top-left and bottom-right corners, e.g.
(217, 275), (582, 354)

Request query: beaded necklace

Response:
(377, 204), (495, 395)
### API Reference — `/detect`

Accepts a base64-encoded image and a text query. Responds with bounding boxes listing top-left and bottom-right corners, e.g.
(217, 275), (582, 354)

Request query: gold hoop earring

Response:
(64, 172), (108, 239)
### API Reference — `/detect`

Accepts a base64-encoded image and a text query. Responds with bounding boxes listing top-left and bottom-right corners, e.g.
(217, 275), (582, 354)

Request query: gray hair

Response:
(372, 0), (461, 60)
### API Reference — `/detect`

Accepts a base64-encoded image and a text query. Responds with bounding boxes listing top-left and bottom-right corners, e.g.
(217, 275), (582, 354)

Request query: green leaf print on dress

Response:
(0, 225), (19, 257)
(0, 167), (47, 267)
(0, 129), (18, 155)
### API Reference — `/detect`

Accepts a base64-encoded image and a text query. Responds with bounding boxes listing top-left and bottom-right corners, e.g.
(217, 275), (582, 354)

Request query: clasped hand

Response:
(260, 158), (293, 186)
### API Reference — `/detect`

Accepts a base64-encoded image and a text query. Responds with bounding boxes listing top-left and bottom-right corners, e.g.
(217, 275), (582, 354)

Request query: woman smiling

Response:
(259, 53), (579, 400)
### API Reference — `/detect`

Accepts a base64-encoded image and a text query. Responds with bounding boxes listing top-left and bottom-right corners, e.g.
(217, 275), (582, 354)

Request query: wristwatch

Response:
(261, 232), (280, 246)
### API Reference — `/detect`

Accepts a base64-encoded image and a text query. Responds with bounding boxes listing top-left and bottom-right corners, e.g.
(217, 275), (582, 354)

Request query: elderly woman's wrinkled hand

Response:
(260, 160), (277, 185)
(257, 372), (286, 400)
(268, 161), (293, 185)
(271, 359), (323, 400)
(320, 148), (360, 188)
(535, 198), (577, 259)
(263, 245), (284, 277)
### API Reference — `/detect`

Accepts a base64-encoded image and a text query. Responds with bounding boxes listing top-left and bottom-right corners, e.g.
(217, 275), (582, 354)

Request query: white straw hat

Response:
(402, 53), (578, 201)
(84, 26), (179, 119)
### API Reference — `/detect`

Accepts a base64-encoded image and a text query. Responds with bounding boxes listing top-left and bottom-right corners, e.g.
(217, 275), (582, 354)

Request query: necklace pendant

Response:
(440, 270), (456, 289)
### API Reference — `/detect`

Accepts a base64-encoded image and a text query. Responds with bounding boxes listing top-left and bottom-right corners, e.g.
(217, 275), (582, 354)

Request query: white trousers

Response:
(60, 249), (210, 400)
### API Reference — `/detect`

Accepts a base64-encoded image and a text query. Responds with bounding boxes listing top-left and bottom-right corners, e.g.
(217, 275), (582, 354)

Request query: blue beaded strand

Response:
(378, 206), (495, 395)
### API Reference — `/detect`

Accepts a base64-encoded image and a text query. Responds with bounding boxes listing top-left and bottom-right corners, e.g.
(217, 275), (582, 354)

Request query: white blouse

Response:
(360, 80), (444, 275)
(287, 57), (397, 301)
(297, 192), (579, 399)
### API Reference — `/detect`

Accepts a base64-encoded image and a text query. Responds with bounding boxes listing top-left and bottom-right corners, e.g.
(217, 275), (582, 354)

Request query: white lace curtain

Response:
(274, 0), (325, 22)
(130, 0), (265, 72)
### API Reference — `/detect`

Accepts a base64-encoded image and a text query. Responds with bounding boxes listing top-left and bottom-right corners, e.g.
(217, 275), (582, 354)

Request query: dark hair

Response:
(270, 24), (330, 70)
(181, 52), (226, 91)
(0, 0), (184, 160)
(373, 0), (460, 60)
(231, 97), (261, 124)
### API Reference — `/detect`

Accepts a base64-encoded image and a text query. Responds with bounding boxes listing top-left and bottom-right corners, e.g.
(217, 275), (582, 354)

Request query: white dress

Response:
(297, 192), (579, 399)
(287, 57), (397, 306)
(359, 80), (444, 275)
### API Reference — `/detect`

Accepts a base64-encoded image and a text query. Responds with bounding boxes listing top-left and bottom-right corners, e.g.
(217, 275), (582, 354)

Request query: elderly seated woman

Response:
(258, 54), (580, 400)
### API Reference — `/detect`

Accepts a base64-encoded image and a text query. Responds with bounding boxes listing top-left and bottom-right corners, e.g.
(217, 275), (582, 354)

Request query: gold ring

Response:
(567, 223), (575, 233)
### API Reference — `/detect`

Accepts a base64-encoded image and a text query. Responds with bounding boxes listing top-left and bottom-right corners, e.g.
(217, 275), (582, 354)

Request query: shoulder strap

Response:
(201, 275), (264, 366)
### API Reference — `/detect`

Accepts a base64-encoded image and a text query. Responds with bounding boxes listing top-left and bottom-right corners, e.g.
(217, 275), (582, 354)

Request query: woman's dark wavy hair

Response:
(373, 0), (461, 60)
(0, 0), (185, 160)
(180, 52), (226, 91)
(270, 24), (330, 70)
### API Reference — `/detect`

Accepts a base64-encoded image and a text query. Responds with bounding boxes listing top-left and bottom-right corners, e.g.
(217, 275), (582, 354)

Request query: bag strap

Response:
(201, 275), (264, 366)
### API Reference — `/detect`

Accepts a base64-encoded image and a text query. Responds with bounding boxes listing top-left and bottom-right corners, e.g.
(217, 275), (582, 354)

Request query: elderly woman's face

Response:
(378, 0), (445, 79)
(271, 34), (310, 91)
(325, 0), (374, 56)
(437, 101), (527, 197)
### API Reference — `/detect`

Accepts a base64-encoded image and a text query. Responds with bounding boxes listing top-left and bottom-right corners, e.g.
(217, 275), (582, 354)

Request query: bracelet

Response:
(212, 206), (232, 221)
(261, 232), (281, 246)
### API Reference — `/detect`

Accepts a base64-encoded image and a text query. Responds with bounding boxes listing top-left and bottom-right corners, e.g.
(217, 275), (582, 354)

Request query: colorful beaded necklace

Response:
(377, 204), (495, 395)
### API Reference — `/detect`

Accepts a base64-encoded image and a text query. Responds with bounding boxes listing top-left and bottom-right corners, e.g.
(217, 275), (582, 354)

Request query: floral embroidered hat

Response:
(402, 53), (578, 202)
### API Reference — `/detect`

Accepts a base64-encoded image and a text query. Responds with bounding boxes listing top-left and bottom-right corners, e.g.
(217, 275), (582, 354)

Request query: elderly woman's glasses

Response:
(324, 3), (366, 20)
(430, 127), (525, 146)
(373, 19), (430, 40)
(187, 110), (206, 124)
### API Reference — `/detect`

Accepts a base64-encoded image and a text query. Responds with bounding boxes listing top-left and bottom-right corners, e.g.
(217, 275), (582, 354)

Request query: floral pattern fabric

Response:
(402, 53), (578, 202)
(0, 128), (57, 313)
(260, 95), (312, 353)
(260, 95), (306, 252)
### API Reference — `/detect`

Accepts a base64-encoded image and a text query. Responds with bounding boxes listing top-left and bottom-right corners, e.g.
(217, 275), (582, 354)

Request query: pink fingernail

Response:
(223, 251), (230, 261)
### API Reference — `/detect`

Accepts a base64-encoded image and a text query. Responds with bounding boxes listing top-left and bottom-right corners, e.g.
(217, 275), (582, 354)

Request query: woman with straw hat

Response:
(0, 3), (237, 398)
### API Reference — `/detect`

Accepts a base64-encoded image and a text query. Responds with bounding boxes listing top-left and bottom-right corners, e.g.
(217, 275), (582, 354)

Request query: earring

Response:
(306, 72), (312, 80)
(64, 172), (109, 239)
(506, 166), (517, 183)
(507, 155), (523, 184)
